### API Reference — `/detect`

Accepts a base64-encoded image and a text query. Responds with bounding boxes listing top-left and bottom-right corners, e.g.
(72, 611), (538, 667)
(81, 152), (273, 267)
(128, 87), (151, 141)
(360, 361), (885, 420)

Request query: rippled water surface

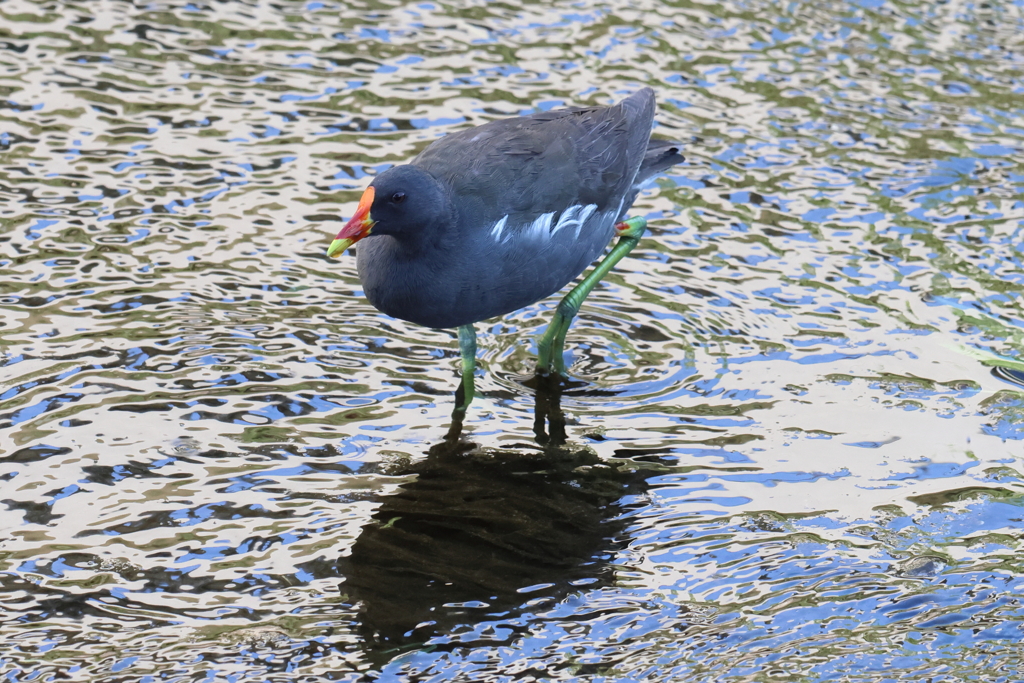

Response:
(3, 0), (1024, 680)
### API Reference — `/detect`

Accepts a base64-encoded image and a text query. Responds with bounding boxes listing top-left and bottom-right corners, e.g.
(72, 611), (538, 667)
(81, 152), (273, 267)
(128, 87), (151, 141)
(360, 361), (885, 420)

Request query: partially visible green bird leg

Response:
(452, 323), (477, 416)
(537, 216), (647, 376)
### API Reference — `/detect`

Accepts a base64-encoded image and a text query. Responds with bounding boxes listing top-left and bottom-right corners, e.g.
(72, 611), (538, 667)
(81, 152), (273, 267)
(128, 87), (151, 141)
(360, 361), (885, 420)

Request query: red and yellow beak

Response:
(327, 186), (376, 258)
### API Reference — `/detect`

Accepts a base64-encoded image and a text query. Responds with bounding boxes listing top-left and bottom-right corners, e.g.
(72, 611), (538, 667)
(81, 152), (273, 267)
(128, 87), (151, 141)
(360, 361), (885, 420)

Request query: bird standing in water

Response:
(327, 87), (683, 421)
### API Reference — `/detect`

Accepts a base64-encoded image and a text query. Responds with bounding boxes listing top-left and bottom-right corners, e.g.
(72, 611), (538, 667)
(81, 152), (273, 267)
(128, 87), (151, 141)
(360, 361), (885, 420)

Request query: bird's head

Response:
(327, 165), (450, 258)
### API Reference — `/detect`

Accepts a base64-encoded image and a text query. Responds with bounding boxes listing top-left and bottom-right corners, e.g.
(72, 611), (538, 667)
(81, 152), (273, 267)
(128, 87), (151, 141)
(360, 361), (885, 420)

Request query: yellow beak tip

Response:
(327, 238), (353, 258)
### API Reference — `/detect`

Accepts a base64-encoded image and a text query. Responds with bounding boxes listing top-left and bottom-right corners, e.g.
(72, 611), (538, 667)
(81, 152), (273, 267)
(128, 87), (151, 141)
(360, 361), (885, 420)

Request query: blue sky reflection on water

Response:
(1, 0), (1024, 680)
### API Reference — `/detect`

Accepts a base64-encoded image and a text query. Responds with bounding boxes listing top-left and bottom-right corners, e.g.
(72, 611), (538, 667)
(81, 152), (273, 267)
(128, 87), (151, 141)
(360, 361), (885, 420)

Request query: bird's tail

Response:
(637, 138), (684, 185)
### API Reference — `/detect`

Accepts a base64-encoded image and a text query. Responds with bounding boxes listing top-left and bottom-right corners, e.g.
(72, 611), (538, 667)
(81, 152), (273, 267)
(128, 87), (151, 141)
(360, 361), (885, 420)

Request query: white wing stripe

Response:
(529, 212), (555, 239)
(569, 204), (598, 239)
(489, 215), (508, 240)
(549, 204), (581, 236)
(488, 203), (599, 243)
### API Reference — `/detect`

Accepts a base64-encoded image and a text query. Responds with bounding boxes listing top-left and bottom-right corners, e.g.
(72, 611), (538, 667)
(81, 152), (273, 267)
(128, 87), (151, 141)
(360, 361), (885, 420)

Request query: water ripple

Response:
(2, 0), (1024, 680)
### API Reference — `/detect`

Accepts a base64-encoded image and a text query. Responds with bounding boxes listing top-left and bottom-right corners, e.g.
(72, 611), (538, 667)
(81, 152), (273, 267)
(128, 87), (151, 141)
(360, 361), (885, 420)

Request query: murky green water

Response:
(3, 0), (1024, 680)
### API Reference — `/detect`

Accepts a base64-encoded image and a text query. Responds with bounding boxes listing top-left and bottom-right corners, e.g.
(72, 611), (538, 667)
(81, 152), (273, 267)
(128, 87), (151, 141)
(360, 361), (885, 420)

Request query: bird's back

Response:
(413, 89), (655, 228)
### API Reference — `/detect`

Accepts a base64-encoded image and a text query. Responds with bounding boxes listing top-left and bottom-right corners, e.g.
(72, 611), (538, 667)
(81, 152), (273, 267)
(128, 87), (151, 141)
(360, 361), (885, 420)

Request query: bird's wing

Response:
(413, 89), (656, 237)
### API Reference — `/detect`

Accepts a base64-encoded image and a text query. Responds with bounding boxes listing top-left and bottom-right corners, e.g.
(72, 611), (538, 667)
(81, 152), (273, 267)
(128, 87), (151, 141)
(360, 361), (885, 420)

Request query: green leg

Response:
(452, 323), (477, 416)
(537, 216), (647, 376)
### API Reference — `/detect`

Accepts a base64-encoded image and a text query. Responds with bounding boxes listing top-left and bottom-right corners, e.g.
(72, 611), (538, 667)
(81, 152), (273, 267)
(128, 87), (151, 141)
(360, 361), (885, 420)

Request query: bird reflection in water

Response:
(337, 375), (660, 656)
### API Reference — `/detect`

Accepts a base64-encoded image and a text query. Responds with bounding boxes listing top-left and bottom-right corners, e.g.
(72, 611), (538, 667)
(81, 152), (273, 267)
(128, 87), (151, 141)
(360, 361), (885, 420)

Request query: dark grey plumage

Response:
(354, 88), (684, 329)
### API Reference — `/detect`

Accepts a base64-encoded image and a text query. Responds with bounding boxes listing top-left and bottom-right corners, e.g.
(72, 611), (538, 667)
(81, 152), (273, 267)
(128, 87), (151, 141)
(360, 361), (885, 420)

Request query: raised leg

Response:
(452, 323), (477, 417)
(536, 216), (647, 376)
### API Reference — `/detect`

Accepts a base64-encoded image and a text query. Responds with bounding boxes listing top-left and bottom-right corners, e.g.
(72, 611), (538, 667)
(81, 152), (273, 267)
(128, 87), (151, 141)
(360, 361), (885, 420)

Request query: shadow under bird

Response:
(327, 87), (684, 417)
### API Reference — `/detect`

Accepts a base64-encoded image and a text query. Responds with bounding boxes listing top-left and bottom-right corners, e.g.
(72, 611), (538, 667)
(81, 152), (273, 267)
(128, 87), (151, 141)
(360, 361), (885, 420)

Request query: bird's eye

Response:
(391, 192), (406, 204)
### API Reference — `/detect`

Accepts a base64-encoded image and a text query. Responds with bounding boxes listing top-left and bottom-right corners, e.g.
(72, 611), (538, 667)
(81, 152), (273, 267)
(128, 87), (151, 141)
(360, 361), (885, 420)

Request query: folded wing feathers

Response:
(477, 89), (667, 247)
(489, 203), (602, 245)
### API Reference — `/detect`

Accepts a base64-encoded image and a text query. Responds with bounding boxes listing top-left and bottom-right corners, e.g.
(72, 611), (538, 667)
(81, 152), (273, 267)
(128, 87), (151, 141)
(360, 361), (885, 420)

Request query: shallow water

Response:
(2, 0), (1024, 680)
